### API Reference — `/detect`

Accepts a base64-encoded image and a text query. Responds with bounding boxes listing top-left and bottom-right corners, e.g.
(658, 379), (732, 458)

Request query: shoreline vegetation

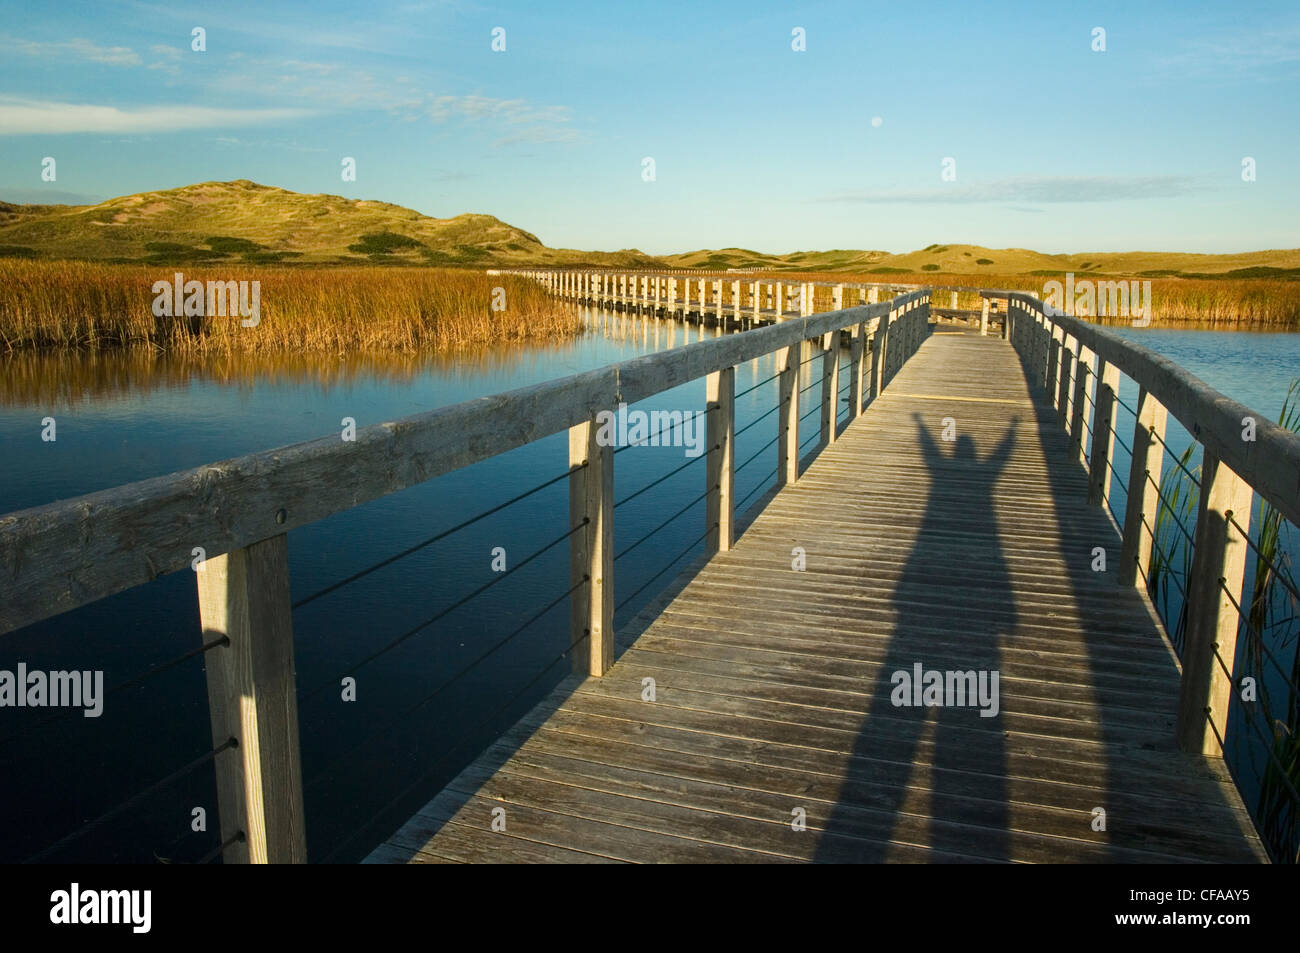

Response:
(0, 262), (1297, 359)
(735, 270), (1300, 328)
(0, 262), (580, 353)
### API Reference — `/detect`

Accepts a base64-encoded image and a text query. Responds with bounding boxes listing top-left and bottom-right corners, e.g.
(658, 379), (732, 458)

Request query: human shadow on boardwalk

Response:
(814, 414), (1018, 861)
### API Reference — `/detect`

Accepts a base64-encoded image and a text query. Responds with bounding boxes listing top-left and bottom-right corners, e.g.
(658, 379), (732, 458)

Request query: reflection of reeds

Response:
(0, 262), (579, 352)
(0, 337), (590, 407)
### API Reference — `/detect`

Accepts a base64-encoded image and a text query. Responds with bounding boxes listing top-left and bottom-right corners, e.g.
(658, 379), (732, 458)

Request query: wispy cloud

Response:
(0, 187), (105, 205)
(1152, 26), (1300, 78)
(820, 176), (1203, 204)
(0, 35), (142, 66)
(492, 126), (581, 148)
(427, 95), (573, 125)
(0, 99), (316, 134)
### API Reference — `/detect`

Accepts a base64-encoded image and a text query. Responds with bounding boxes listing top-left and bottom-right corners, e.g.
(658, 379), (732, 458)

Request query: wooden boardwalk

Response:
(369, 330), (1267, 864)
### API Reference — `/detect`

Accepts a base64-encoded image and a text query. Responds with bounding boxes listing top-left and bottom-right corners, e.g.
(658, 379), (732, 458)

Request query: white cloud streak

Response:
(0, 99), (316, 134)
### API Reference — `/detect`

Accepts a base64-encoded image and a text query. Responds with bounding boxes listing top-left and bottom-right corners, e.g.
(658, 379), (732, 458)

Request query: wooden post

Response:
(197, 535), (307, 863)
(752, 282), (761, 324)
(715, 279), (723, 324)
(1119, 387), (1167, 588)
(950, 290), (958, 311)
(732, 280), (741, 326)
(777, 341), (800, 486)
(1045, 324), (1061, 405)
(849, 322), (866, 419)
(1177, 451), (1253, 755)
(1088, 361), (1121, 509)
(1069, 352), (1090, 467)
(820, 332), (839, 445)
(775, 282), (784, 318)
(1056, 334), (1074, 430)
(706, 368), (735, 552)
(833, 285), (843, 312)
(873, 310), (890, 394)
(569, 418), (613, 676)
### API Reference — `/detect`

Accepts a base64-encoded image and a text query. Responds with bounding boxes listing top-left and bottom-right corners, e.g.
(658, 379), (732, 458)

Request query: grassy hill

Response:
(662, 243), (1300, 278)
(2, 180), (1298, 278)
(0, 180), (659, 268)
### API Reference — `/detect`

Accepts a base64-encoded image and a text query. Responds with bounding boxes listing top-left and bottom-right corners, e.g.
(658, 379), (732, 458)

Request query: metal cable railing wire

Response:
(1140, 513), (1191, 604)
(734, 434), (780, 477)
(304, 574), (588, 795)
(1147, 426), (1203, 487)
(734, 370), (781, 400)
(0, 634), (229, 751)
(293, 463), (583, 610)
(735, 465), (779, 513)
(300, 519), (587, 704)
(24, 737), (238, 864)
(734, 402), (781, 440)
(1231, 685), (1300, 806)
(1144, 471), (1197, 547)
(615, 523), (717, 615)
(1226, 510), (1300, 605)
(1218, 578), (1300, 696)
(614, 487), (712, 563)
(612, 404), (719, 456)
(318, 624), (595, 864)
(614, 446), (710, 510)
(199, 830), (247, 865)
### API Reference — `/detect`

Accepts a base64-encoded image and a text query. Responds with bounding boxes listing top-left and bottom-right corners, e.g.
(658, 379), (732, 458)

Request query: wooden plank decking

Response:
(368, 330), (1268, 864)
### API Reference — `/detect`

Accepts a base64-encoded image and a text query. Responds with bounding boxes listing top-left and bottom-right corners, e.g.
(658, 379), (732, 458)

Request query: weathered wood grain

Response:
(373, 331), (1268, 865)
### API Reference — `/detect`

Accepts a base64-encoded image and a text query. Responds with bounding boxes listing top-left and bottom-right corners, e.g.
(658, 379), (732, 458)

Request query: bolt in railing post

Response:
(569, 416), (613, 676)
(1177, 451), (1252, 755)
(706, 368), (735, 553)
(197, 534), (307, 863)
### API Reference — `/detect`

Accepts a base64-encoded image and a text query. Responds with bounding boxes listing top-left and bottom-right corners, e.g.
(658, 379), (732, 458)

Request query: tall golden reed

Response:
(0, 262), (580, 352)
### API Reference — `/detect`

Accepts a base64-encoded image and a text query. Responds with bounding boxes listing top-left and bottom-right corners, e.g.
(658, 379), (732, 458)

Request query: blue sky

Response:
(1, 0), (1296, 255)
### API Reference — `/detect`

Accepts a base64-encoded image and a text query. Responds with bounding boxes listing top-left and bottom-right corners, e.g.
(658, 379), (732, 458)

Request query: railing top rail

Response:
(1009, 292), (1300, 527)
(0, 289), (929, 635)
(497, 269), (923, 290)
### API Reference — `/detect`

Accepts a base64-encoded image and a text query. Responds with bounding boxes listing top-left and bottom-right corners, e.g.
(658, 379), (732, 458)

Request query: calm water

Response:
(0, 308), (834, 863)
(0, 315), (1296, 862)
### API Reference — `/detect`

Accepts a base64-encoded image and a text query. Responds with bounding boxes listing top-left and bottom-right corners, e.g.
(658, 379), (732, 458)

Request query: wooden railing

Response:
(496, 270), (1008, 336)
(999, 292), (1300, 763)
(504, 269), (916, 321)
(0, 286), (932, 863)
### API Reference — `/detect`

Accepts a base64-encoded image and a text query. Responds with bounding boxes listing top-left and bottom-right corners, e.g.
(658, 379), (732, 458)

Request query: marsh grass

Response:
(0, 261), (579, 353)
(1241, 380), (1300, 861)
(1143, 384), (1300, 862)
(732, 270), (1300, 327)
